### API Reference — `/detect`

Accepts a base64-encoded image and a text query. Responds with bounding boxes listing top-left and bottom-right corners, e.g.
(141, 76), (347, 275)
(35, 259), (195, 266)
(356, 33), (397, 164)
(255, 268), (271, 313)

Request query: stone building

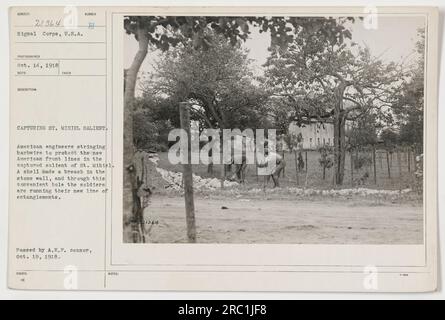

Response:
(288, 119), (335, 150)
(285, 117), (355, 150)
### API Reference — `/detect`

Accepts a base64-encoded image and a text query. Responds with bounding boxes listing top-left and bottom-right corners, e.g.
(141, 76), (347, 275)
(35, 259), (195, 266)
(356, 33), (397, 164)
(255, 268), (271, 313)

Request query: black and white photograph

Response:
(123, 15), (426, 245)
(3, 2), (442, 295)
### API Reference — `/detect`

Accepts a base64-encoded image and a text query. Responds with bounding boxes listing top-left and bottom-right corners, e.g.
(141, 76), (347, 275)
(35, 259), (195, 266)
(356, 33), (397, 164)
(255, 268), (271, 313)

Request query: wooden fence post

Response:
(179, 102), (197, 243)
(386, 150), (391, 179)
(294, 150), (299, 185)
(397, 149), (402, 178)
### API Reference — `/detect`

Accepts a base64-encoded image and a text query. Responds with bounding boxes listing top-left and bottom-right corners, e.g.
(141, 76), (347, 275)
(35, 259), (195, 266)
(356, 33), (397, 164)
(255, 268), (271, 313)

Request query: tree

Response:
(346, 114), (378, 182)
(380, 128), (399, 151)
(124, 16), (356, 159)
(394, 29), (425, 150)
(144, 35), (270, 131)
(123, 16), (252, 183)
(264, 19), (403, 185)
(132, 98), (175, 152)
(346, 114), (379, 150)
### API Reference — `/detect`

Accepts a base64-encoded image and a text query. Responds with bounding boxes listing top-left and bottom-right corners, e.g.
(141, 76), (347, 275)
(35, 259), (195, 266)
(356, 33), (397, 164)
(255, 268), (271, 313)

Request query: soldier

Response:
(257, 143), (286, 188)
(230, 154), (247, 183)
(228, 136), (248, 183)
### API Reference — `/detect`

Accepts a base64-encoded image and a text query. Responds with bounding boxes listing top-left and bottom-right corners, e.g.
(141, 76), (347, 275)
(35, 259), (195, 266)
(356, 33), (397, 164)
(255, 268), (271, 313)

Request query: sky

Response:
(124, 16), (426, 92)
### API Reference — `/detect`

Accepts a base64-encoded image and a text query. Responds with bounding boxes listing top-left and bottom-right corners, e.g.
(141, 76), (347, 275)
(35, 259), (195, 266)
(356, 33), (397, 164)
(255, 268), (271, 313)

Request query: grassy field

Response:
(156, 149), (419, 190)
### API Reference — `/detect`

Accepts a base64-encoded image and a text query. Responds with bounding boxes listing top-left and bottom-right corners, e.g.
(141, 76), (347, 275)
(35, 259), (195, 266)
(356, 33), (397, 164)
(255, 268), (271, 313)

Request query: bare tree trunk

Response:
(333, 113), (340, 186)
(372, 145), (377, 185)
(350, 150), (354, 186)
(333, 110), (346, 185)
(124, 29), (149, 241)
(124, 29), (149, 165)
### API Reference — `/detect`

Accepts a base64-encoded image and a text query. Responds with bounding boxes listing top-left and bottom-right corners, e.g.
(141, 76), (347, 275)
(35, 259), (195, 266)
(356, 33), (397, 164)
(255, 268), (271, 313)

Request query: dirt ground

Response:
(139, 195), (423, 244)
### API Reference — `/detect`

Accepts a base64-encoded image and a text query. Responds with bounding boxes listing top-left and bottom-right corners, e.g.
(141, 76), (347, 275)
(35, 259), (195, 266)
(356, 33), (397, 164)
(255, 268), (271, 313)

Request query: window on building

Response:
(323, 138), (326, 145)
(317, 138), (320, 145)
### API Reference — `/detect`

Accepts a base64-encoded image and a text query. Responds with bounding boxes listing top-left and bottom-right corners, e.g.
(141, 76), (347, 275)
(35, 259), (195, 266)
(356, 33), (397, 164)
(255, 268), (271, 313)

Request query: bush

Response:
(354, 154), (372, 170)
(133, 110), (174, 152)
(414, 154), (423, 194)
